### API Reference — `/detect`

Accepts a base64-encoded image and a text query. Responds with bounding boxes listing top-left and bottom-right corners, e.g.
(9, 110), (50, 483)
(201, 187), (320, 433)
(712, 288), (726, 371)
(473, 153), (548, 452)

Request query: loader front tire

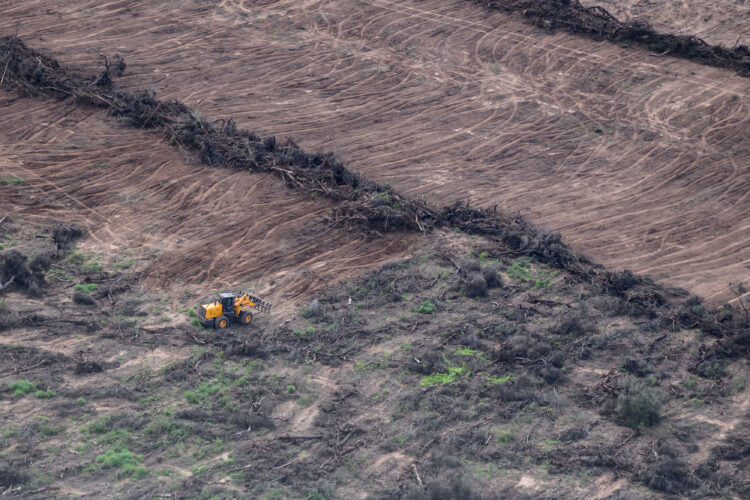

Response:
(240, 310), (253, 325)
(215, 315), (229, 329)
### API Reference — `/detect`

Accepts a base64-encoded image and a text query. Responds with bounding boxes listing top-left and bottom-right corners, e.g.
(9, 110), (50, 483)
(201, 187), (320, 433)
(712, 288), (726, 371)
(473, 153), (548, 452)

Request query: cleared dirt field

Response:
(0, 94), (417, 307)
(3, 2), (750, 498)
(3, 0), (749, 301)
(579, 0), (750, 48)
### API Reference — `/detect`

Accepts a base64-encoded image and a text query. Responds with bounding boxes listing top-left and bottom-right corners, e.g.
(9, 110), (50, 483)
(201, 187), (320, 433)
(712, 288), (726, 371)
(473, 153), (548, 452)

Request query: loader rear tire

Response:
(240, 310), (253, 325)
(215, 315), (229, 329)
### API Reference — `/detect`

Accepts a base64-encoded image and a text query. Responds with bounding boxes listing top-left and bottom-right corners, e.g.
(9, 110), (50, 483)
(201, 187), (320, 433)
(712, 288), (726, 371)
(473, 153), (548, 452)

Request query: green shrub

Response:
(416, 300), (435, 314)
(507, 258), (531, 282)
(9, 380), (36, 395)
(34, 390), (55, 398)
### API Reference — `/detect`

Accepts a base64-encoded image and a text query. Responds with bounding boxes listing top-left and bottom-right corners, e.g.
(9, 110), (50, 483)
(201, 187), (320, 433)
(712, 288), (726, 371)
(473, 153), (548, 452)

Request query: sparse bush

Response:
(465, 273), (487, 298)
(551, 312), (596, 338)
(407, 350), (445, 375)
(461, 258), (481, 273)
(301, 299), (322, 318)
(590, 295), (621, 316)
(0, 300), (19, 330)
(615, 379), (662, 429)
(642, 459), (698, 493)
(481, 265), (502, 288)
(405, 474), (482, 500)
(0, 249), (48, 295)
(620, 356), (651, 376)
(539, 366), (564, 384)
(460, 333), (480, 348)
(52, 223), (85, 250)
(696, 359), (727, 379)
(73, 291), (96, 306)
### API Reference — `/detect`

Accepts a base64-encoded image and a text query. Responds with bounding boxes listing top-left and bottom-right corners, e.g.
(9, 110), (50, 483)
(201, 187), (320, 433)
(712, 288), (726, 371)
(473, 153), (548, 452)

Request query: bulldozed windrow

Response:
(477, 0), (750, 76)
(1, 35), (747, 351)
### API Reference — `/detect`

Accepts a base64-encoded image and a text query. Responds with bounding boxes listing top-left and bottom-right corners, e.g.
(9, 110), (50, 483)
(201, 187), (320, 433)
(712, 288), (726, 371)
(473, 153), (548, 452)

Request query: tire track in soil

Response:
(0, 95), (418, 303)
(2, 0), (750, 300)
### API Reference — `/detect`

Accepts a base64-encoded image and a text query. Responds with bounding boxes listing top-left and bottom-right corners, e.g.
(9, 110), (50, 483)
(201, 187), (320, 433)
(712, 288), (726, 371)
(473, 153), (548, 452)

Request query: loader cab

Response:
(218, 292), (235, 316)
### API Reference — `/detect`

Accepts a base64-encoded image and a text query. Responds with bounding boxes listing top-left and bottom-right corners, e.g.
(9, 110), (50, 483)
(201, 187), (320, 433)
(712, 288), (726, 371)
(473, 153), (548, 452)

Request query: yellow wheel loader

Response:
(197, 292), (272, 329)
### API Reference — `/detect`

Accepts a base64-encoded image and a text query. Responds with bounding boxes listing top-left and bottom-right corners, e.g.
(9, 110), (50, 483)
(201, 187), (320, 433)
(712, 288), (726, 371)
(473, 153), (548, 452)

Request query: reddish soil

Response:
(0, 94), (417, 306)
(4, 0), (748, 301)
(579, 0), (750, 48)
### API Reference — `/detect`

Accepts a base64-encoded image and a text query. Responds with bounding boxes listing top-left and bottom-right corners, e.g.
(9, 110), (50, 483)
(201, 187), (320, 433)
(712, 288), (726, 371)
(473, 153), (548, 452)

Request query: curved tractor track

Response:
(2, 0), (750, 300)
(0, 94), (417, 304)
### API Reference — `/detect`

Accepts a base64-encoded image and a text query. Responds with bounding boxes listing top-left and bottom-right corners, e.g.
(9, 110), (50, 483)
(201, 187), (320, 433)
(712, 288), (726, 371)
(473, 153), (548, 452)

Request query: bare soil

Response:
(1, 1), (750, 498)
(0, 94), (418, 306)
(3, 0), (749, 300)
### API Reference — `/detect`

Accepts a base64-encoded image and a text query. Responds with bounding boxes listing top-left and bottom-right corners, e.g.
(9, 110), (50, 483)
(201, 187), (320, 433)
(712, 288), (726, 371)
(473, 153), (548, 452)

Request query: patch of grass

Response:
(74, 283), (99, 293)
(496, 431), (515, 445)
(40, 423), (62, 436)
(85, 416), (111, 434)
(98, 429), (133, 448)
(34, 390), (55, 398)
(9, 380), (36, 395)
(91, 447), (147, 477)
(681, 377), (698, 390)
(507, 258), (531, 282)
(297, 393), (316, 407)
(286, 385), (297, 394)
(113, 257), (133, 270)
(486, 375), (513, 385)
(689, 398), (706, 408)
(82, 261), (102, 274)
(393, 435), (410, 444)
(416, 300), (435, 314)
(0, 177), (23, 185)
(420, 364), (468, 387)
(191, 464), (210, 477)
(533, 273), (554, 290)
(354, 358), (388, 373)
(143, 414), (185, 440)
(456, 347), (478, 356)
